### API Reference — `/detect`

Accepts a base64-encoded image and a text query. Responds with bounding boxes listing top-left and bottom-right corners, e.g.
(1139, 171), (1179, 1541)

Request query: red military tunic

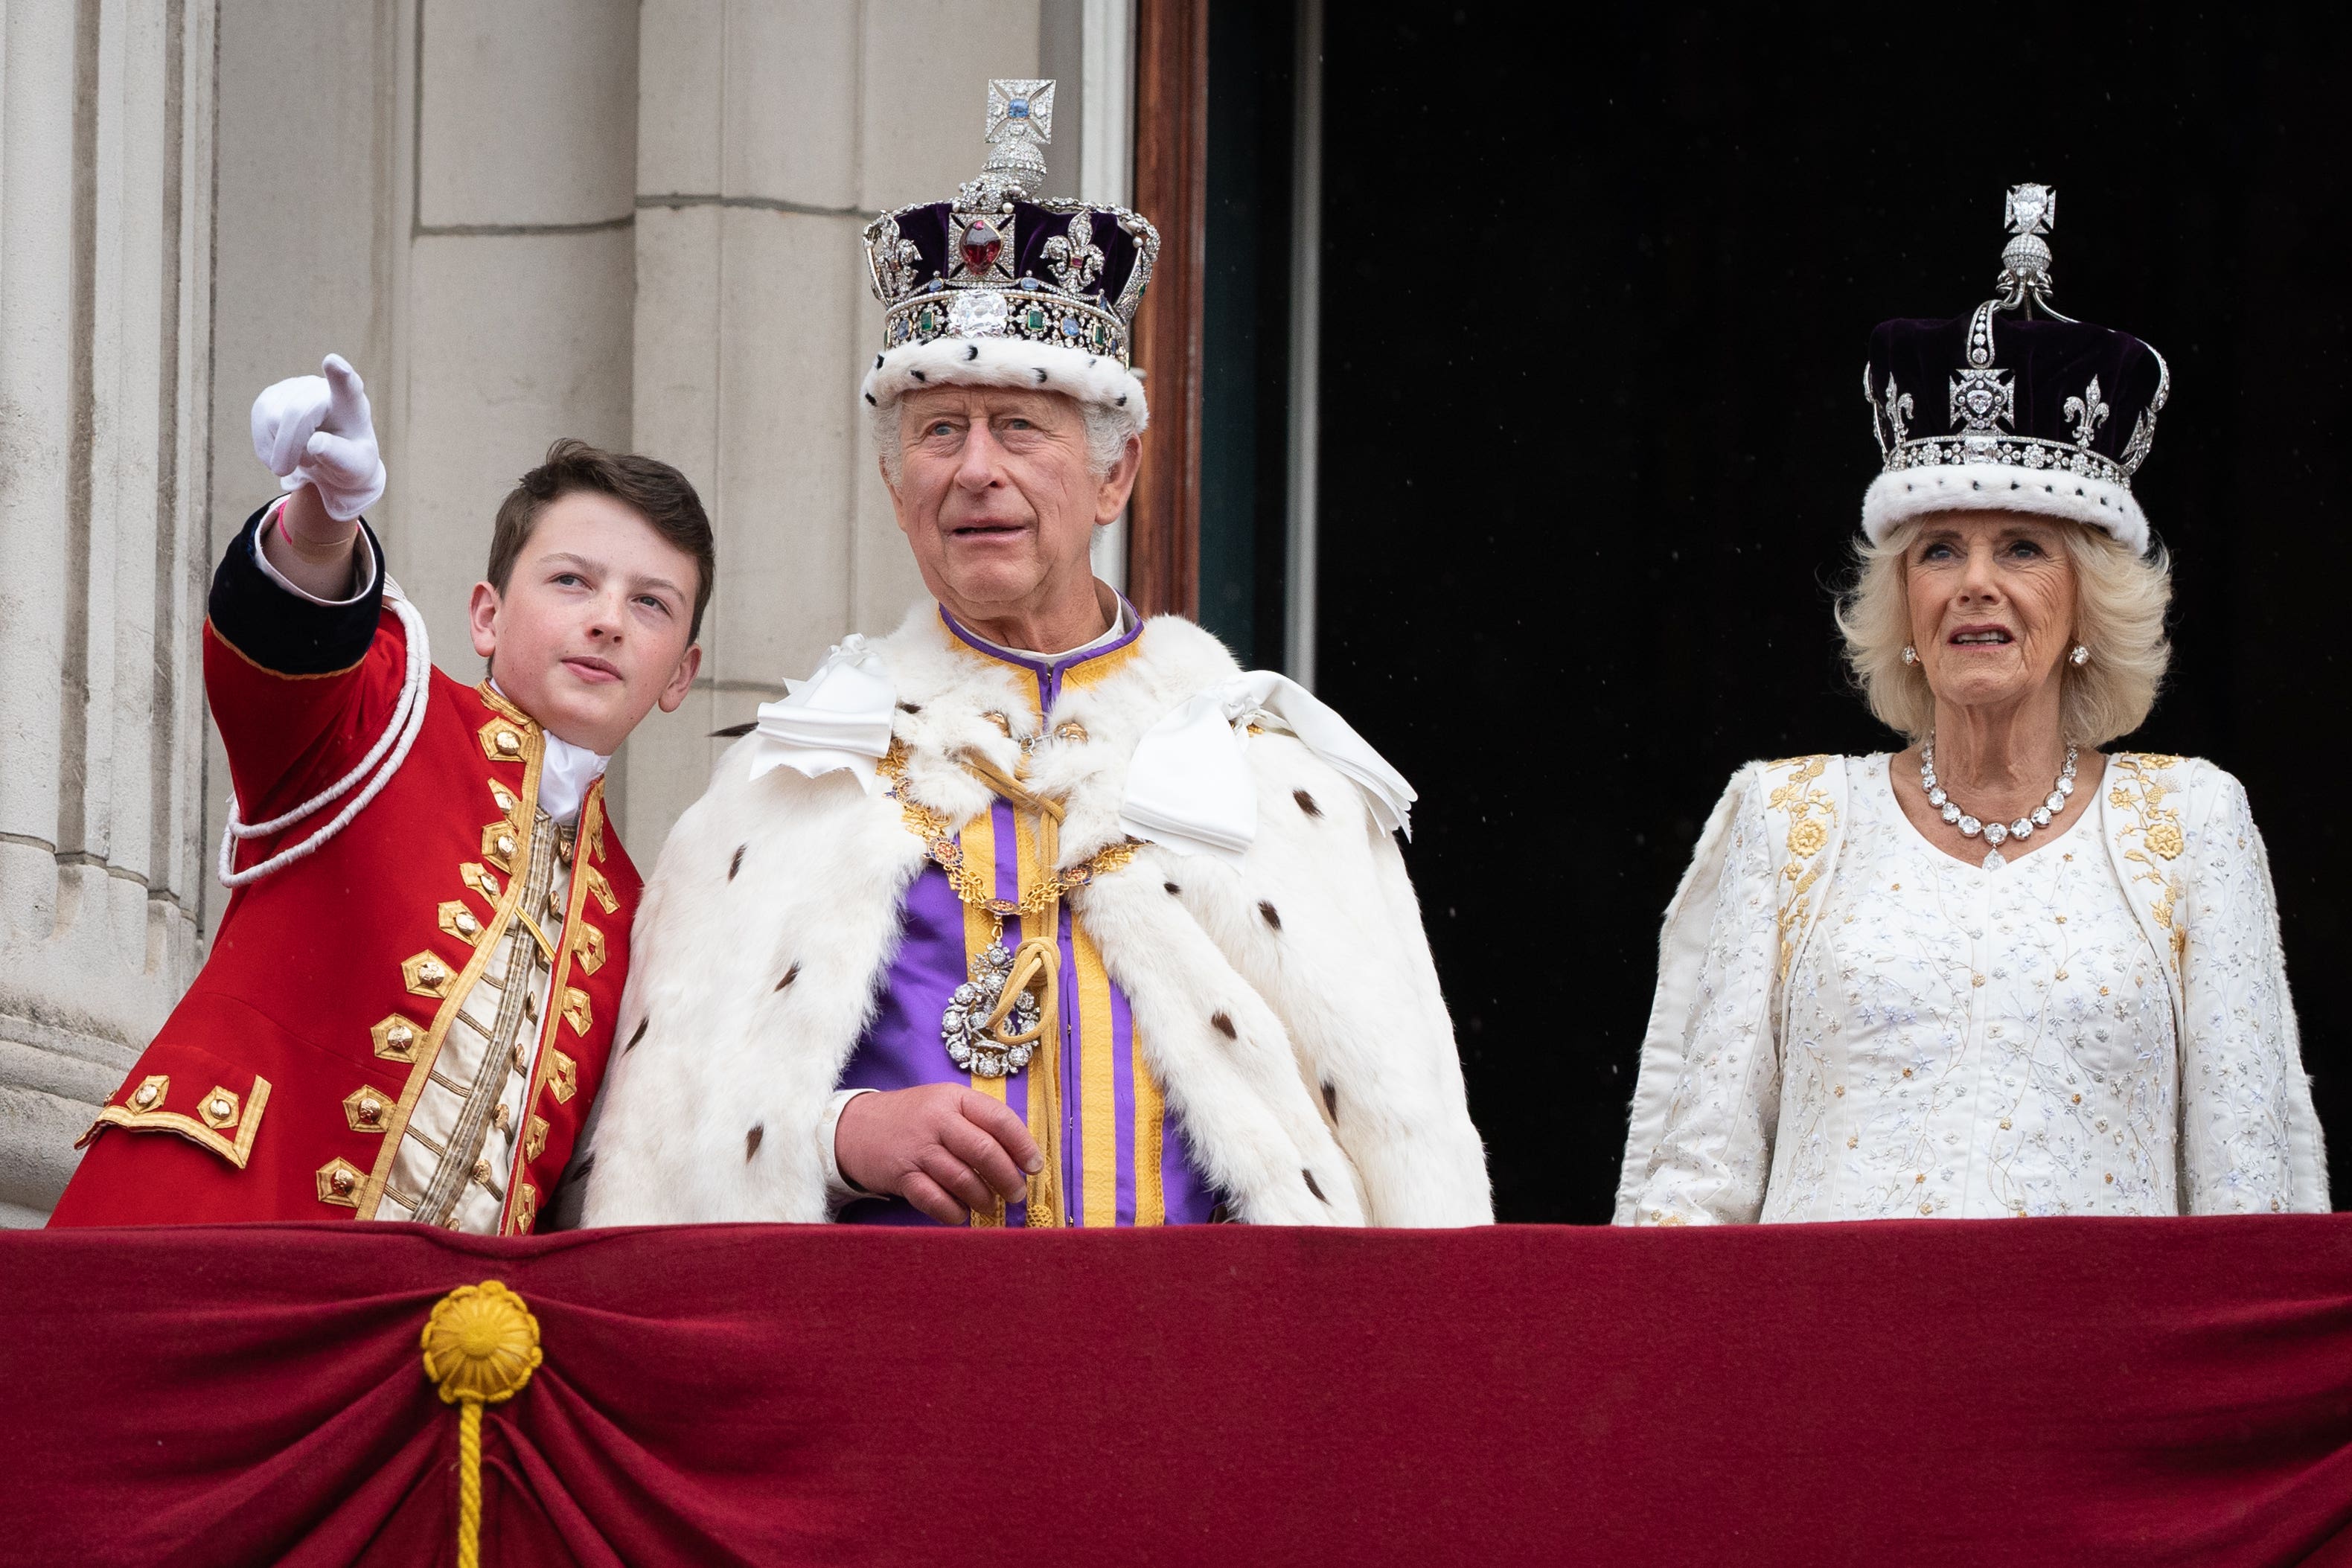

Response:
(49, 505), (640, 1232)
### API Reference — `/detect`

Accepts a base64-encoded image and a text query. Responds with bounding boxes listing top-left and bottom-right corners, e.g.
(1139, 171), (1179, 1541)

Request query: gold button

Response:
(357, 1098), (382, 1125)
(473, 1159), (493, 1185)
(330, 1169), (356, 1195)
(1972, 974), (1986, 987)
(1832, 1085), (1844, 1098)
(479, 871), (500, 896)
(456, 912), (479, 936)
(2104, 1173), (2115, 1184)
(2000, 1119), (2013, 1130)
(209, 1097), (231, 1119)
(2073, 1094), (2083, 1104)
(496, 835), (517, 858)
(1920, 1203), (1932, 1215)
(496, 731), (520, 754)
(420, 960), (444, 984)
(547, 886), (565, 914)
(389, 1023), (413, 1046)
(1914, 1174), (1925, 1184)
(493, 1102), (512, 1131)
(494, 788), (515, 810)
(132, 1085), (157, 1107)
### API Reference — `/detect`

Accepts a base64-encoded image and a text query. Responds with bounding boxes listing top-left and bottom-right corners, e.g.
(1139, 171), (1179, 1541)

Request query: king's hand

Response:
(834, 1084), (1044, 1225)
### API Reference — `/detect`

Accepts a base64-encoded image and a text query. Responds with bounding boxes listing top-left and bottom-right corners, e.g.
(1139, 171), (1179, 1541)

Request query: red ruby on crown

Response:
(959, 219), (1003, 274)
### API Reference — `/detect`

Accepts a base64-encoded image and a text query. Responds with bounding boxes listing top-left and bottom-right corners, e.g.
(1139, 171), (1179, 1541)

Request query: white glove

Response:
(249, 353), (386, 522)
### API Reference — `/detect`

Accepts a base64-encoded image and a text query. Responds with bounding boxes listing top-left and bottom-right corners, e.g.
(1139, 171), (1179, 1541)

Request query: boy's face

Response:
(468, 490), (702, 755)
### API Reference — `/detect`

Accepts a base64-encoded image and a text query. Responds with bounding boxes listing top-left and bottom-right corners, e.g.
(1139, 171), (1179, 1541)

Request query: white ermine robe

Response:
(581, 602), (1492, 1226)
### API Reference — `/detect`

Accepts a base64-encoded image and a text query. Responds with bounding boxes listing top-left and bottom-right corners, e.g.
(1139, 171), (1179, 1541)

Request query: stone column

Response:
(0, 0), (220, 1225)
(611, 0), (1046, 846)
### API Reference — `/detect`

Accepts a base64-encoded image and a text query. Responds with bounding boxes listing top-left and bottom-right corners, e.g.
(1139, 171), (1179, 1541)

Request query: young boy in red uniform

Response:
(50, 355), (710, 1232)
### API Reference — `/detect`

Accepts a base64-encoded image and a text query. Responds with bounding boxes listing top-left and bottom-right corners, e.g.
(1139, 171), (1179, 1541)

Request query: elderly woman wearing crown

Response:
(1617, 188), (2327, 1225)
(578, 83), (1489, 1229)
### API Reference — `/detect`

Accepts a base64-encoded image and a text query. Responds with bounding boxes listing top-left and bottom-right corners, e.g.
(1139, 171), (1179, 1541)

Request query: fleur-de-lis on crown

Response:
(2063, 376), (2110, 449)
(869, 214), (921, 303)
(1882, 374), (1914, 447)
(1041, 211), (1106, 296)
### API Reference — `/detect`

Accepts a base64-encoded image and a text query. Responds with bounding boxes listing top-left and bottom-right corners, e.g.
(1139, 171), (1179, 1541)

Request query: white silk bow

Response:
(1119, 671), (1415, 865)
(744, 635), (897, 789)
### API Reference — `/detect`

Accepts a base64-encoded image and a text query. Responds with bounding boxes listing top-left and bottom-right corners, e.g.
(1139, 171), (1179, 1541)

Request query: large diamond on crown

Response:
(947, 289), (1009, 338)
(2005, 182), (2054, 235)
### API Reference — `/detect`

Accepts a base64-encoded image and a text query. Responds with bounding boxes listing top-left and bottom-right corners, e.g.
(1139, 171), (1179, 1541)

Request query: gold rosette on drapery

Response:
(421, 1281), (543, 1567)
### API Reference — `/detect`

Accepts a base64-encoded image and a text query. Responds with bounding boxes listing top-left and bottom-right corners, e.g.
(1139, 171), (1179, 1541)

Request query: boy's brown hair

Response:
(488, 439), (716, 642)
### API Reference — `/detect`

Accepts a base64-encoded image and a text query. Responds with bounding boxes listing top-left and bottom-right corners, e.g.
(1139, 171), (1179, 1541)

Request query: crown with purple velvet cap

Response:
(860, 80), (1159, 432)
(1862, 185), (2170, 554)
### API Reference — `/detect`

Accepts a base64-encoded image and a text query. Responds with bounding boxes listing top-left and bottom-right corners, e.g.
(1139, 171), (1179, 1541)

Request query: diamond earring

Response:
(2070, 644), (2090, 667)
(1901, 646), (1920, 666)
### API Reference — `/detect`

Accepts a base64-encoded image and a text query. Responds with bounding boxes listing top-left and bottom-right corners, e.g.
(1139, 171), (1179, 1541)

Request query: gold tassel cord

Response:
(421, 1281), (543, 1568)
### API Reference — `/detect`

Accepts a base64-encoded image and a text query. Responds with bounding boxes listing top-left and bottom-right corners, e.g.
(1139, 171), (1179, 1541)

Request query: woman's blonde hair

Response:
(1834, 517), (2173, 747)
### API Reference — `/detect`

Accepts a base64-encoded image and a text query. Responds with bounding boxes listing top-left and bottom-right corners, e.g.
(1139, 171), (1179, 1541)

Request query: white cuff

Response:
(819, 1087), (881, 1211)
(251, 494), (380, 607)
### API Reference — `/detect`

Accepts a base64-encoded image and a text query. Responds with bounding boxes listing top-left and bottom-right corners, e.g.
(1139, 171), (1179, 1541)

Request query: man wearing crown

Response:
(578, 82), (1490, 1229)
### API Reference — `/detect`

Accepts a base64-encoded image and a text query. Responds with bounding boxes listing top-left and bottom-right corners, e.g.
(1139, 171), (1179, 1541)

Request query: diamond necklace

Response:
(1919, 737), (2078, 871)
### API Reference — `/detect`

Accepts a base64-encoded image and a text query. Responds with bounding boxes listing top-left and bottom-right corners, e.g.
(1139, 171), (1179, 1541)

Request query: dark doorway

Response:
(1317, 8), (2352, 1220)
(1198, 0), (1298, 667)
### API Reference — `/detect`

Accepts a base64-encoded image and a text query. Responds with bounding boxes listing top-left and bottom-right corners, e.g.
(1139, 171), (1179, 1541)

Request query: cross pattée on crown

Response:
(2004, 183), (2054, 237)
(977, 79), (1055, 200)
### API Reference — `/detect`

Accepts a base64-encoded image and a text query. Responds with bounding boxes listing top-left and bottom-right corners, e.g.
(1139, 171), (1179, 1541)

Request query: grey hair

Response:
(1834, 516), (2173, 748)
(870, 392), (1137, 487)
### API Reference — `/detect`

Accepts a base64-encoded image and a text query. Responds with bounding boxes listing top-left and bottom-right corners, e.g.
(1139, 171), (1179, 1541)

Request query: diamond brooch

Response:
(942, 942), (1040, 1078)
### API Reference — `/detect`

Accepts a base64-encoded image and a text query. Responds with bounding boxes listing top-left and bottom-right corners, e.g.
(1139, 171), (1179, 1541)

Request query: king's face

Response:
(468, 490), (703, 754)
(886, 385), (1132, 628)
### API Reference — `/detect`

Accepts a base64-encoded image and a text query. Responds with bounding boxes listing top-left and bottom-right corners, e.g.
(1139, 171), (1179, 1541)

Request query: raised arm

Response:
(2178, 769), (2329, 1212)
(206, 355), (402, 838)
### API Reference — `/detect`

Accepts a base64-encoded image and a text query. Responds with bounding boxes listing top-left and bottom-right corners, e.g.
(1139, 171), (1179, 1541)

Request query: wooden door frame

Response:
(1126, 0), (1208, 618)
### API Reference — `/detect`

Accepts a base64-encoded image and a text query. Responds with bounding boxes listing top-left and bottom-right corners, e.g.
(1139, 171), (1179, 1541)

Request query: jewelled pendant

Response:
(942, 941), (1039, 1078)
(1981, 848), (2006, 871)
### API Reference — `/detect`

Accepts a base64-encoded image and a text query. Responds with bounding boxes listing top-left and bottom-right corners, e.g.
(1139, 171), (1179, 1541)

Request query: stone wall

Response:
(0, 0), (220, 1225)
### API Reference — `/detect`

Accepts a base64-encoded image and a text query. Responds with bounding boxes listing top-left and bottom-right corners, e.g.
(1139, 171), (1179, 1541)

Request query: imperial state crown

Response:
(859, 79), (1159, 428)
(1861, 185), (2170, 554)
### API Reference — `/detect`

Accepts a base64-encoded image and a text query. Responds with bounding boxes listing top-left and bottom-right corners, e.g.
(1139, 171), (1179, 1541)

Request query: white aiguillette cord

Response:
(1119, 671), (1416, 865)
(217, 577), (431, 889)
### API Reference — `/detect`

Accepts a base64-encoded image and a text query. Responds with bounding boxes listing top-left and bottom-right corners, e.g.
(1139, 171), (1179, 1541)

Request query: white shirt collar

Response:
(489, 680), (610, 825)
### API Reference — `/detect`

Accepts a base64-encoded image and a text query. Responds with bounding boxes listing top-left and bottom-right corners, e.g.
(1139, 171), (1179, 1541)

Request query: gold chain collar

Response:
(878, 740), (1138, 921)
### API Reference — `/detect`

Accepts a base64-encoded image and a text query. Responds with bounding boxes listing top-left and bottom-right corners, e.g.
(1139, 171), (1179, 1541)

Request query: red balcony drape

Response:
(7, 1217), (2352, 1566)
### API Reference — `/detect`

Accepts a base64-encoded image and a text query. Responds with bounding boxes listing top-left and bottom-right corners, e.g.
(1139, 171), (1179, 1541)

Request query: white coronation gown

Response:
(1617, 752), (2327, 1223)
